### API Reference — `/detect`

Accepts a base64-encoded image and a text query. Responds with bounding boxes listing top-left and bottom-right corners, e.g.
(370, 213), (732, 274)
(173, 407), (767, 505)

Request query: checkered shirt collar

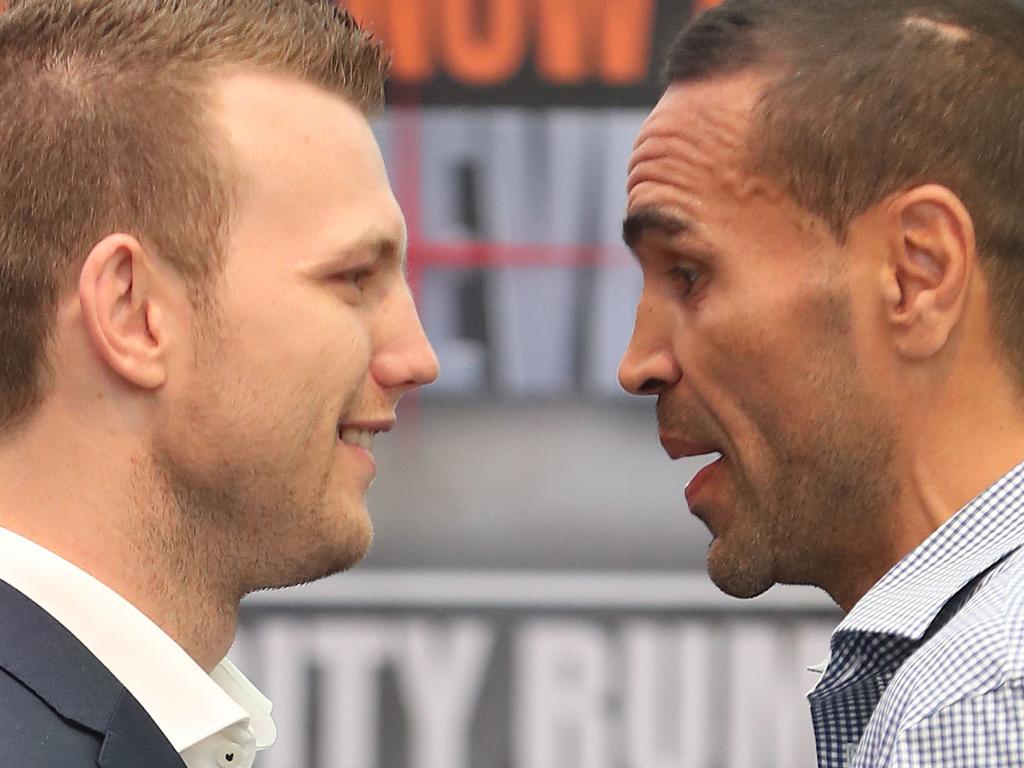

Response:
(837, 460), (1024, 640)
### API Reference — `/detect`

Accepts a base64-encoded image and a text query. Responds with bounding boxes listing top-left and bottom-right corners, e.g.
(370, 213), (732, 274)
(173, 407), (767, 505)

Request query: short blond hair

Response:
(0, 0), (388, 432)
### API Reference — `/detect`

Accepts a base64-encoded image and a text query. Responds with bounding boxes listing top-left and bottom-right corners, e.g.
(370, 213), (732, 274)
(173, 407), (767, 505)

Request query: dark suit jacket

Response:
(0, 578), (186, 767)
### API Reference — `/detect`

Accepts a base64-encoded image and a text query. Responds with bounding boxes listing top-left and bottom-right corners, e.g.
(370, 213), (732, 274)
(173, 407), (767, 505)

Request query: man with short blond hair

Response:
(0, 1), (439, 766)
(620, 0), (1024, 765)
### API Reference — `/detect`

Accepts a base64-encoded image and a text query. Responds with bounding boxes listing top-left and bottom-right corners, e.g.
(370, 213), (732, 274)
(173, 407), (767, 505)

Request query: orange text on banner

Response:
(441, 0), (526, 85)
(343, 0), (660, 86)
(536, 0), (655, 84)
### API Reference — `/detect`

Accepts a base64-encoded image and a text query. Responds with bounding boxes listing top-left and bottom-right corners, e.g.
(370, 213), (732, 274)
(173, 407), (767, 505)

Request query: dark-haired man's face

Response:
(618, 73), (899, 602)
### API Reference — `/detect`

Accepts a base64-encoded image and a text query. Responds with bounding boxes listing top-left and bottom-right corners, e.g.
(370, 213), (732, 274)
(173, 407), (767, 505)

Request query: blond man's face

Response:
(153, 72), (439, 592)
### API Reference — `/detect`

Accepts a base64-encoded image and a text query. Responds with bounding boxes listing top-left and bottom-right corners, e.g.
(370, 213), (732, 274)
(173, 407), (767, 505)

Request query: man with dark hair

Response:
(0, 1), (438, 766)
(619, 0), (1024, 764)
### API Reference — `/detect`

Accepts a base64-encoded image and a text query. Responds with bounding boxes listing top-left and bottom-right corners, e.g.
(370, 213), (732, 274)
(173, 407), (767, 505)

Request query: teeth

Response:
(339, 428), (375, 451)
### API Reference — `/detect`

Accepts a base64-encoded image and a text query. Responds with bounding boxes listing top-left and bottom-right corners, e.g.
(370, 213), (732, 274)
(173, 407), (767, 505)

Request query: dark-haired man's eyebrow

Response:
(622, 208), (692, 250)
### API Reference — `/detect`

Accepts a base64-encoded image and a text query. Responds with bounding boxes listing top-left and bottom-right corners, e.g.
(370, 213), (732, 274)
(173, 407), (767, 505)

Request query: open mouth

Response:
(686, 449), (729, 503)
(338, 427), (377, 451)
(658, 433), (722, 463)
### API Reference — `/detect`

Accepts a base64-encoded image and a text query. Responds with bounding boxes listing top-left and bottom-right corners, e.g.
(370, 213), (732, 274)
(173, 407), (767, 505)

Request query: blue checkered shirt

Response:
(808, 461), (1024, 767)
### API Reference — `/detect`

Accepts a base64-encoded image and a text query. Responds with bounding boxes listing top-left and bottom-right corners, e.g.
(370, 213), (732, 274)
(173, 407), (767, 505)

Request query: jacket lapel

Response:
(0, 579), (184, 767)
(99, 689), (186, 768)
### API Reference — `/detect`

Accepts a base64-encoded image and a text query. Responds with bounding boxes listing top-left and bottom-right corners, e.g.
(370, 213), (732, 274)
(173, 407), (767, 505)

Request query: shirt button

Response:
(217, 743), (245, 768)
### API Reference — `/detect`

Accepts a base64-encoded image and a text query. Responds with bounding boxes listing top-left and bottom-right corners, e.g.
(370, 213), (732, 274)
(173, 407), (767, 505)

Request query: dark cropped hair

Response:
(665, 0), (1024, 382)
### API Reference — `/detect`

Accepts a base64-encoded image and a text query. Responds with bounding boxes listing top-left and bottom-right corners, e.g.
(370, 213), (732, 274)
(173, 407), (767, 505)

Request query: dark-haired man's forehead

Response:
(627, 79), (758, 206)
(630, 80), (753, 157)
(626, 72), (790, 235)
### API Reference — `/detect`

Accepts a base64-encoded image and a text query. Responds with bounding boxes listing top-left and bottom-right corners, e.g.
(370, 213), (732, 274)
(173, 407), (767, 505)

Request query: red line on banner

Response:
(392, 105), (425, 295)
(412, 241), (629, 269)
(387, 101), (633, 429)
(390, 103), (426, 429)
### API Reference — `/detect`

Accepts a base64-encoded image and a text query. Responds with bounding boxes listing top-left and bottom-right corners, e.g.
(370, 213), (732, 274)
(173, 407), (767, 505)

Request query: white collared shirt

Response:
(0, 526), (276, 768)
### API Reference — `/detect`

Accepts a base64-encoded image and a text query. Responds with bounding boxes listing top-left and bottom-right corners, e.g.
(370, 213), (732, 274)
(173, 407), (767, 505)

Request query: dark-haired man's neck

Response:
(826, 368), (1024, 614)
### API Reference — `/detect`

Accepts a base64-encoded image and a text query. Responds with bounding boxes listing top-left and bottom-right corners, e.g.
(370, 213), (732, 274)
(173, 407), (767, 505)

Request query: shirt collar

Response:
(0, 526), (276, 753)
(837, 460), (1024, 640)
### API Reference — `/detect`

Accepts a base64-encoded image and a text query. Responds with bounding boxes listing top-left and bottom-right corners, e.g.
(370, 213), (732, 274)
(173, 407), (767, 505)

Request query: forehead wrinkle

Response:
(629, 120), (746, 176)
(629, 91), (757, 202)
(627, 132), (734, 205)
(627, 154), (705, 198)
(634, 91), (750, 156)
(627, 75), (800, 241)
(628, 134), (781, 211)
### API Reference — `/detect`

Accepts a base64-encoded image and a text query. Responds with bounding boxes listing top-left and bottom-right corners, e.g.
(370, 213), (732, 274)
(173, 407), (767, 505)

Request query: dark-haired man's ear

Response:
(78, 234), (170, 390)
(883, 185), (975, 360)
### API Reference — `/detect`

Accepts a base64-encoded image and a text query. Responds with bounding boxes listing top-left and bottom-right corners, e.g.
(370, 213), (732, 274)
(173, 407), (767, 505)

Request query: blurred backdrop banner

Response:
(236, 1), (842, 767)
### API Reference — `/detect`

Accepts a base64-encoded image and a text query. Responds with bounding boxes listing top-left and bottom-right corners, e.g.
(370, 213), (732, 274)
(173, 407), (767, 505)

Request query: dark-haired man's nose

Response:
(617, 299), (681, 396)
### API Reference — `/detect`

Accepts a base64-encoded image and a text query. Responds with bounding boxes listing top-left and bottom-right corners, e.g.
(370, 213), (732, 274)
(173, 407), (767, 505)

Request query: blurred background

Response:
(236, 1), (842, 766)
